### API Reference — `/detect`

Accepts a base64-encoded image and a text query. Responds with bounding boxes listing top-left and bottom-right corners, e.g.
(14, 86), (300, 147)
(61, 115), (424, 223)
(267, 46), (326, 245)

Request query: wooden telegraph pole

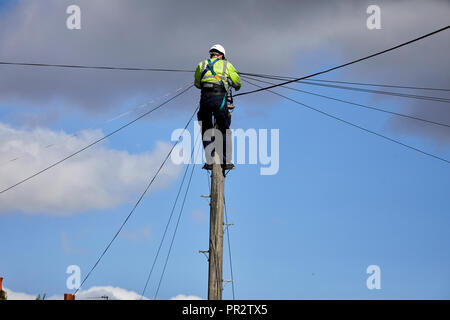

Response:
(207, 127), (225, 300)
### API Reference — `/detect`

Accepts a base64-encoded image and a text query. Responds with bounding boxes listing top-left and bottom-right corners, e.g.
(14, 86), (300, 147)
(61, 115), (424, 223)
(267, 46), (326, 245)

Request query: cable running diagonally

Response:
(294, 81), (450, 103)
(153, 132), (202, 299)
(241, 75), (450, 128)
(239, 72), (450, 92)
(0, 84), (192, 168)
(242, 78), (449, 164)
(224, 196), (235, 300)
(241, 74), (450, 103)
(140, 127), (201, 299)
(74, 104), (200, 295)
(0, 61), (192, 73)
(0, 85), (194, 195)
(235, 26), (450, 97)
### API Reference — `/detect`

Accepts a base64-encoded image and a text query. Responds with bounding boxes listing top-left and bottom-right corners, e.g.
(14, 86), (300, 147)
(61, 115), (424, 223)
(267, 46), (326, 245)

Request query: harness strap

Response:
(200, 58), (219, 81)
(201, 58), (228, 110)
(200, 59), (228, 84)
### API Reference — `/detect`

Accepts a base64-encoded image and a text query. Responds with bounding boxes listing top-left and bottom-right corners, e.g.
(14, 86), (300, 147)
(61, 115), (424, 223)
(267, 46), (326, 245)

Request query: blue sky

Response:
(0, 0), (449, 300)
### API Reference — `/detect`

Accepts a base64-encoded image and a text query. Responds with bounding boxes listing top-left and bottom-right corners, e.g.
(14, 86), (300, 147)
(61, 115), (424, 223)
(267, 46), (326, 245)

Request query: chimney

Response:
(0, 277), (3, 291)
(64, 293), (75, 300)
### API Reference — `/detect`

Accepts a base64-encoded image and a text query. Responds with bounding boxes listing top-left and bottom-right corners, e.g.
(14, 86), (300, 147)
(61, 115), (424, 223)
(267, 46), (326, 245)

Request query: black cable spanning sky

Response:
(0, 23), (448, 297)
(1, 59), (448, 94)
(74, 104), (200, 295)
(0, 61), (192, 73)
(241, 75), (450, 128)
(235, 26), (450, 97)
(239, 73), (450, 92)
(242, 78), (449, 164)
(140, 129), (201, 299)
(0, 84), (194, 196)
(0, 26), (448, 97)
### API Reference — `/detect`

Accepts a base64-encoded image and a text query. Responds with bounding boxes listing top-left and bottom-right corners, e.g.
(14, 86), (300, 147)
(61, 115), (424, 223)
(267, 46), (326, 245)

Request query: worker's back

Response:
(195, 44), (238, 170)
(194, 58), (241, 91)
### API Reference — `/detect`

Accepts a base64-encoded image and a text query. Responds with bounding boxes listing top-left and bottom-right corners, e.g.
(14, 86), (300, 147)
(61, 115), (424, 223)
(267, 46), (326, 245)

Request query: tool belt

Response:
(201, 82), (226, 96)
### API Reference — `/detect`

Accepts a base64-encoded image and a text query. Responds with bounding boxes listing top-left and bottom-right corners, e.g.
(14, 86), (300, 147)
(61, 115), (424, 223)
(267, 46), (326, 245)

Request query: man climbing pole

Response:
(195, 44), (242, 170)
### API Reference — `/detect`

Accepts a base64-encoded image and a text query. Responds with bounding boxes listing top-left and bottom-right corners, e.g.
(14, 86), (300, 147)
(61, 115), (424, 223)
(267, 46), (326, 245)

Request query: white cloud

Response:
(3, 285), (202, 300)
(75, 286), (145, 300)
(0, 122), (181, 215)
(3, 286), (143, 300)
(170, 294), (203, 300)
(2, 287), (38, 300)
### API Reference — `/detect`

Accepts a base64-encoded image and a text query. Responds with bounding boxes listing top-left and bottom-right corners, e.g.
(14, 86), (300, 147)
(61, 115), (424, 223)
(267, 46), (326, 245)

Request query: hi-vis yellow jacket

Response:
(194, 58), (241, 91)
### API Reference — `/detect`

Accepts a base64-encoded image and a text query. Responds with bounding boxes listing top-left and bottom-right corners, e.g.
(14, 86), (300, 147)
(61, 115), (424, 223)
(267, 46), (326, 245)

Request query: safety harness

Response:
(200, 58), (228, 109)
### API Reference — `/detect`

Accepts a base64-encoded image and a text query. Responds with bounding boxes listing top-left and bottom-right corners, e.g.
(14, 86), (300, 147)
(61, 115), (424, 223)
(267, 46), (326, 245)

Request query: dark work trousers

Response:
(197, 90), (232, 164)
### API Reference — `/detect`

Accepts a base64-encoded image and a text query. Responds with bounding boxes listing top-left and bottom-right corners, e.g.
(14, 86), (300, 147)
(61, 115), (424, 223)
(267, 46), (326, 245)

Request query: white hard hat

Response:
(209, 44), (226, 57)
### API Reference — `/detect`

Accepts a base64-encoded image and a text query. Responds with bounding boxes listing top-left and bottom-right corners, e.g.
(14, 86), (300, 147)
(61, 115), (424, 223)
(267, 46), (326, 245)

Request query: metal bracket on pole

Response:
(224, 222), (234, 232)
(222, 280), (233, 290)
(199, 250), (209, 261)
(201, 194), (211, 206)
